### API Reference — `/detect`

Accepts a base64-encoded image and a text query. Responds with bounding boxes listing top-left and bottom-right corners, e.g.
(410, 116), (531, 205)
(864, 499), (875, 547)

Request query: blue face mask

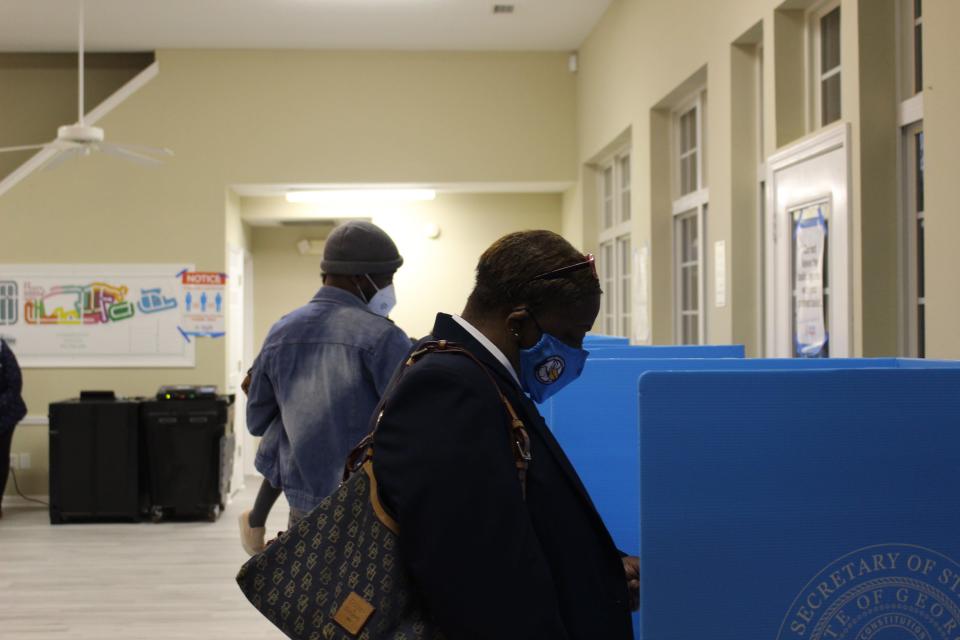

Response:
(517, 313), (589, 403)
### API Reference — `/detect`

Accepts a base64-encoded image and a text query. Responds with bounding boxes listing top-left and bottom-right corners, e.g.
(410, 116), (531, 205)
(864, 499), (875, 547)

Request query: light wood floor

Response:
(0, 478), (289, 639)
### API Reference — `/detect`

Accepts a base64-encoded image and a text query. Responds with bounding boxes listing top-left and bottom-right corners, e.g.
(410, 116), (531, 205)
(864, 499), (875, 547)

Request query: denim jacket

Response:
(246, 286), (411, 511)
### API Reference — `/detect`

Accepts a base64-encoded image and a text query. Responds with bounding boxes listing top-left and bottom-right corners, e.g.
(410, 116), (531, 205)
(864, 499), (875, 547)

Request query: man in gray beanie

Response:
(244, 220), (412, 533)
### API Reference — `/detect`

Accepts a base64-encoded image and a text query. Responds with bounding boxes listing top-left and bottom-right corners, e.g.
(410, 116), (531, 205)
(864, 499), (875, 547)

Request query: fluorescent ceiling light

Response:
(286, 189), (436, 204)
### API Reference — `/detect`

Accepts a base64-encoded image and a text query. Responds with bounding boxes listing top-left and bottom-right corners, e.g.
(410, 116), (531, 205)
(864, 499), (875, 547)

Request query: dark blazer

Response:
(374, 314), (633, 640)
(0, 339), (26, 435)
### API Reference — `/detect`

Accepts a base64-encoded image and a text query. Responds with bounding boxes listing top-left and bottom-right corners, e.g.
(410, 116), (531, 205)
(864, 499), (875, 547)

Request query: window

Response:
(619, 154), (631, 222)
(672, 91), (708, 344)
(913, 0), (923, 94)
(902, 123), (925, 357)
(915, 129), (925, 356)
(679, 107), (699, 195)
(675, 209), (702, 345)
(597, 149), (632, 337)
(617, 234), (632, 337)
(755, 43), (767, 352)
(899, 0), (925, 356)
(810, 2), (841, 128)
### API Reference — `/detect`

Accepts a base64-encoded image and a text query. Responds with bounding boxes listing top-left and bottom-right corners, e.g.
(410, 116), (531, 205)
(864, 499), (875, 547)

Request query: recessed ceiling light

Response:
(285, 189), (436, 204)
(493, 4), (515, 15)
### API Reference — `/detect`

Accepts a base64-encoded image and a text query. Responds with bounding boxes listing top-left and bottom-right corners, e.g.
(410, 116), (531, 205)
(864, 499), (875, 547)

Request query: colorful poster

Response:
(179, 271), (226, 340)
(0, 264), (195, 367)
(793, 204), (828, 357)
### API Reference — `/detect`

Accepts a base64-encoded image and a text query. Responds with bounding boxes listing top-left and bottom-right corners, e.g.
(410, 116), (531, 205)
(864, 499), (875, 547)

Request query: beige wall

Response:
(245, 192), (564, 347)
(0, 53), (154, 182)
(575, 0), (783, 351)
(856, 0), (899, 356)
(250, 224), (332, 351)
(0, 49), (576, 495)
(923, 0), (960, 358)
(5, 2), (957, 497)
(571, 0), (956, 358)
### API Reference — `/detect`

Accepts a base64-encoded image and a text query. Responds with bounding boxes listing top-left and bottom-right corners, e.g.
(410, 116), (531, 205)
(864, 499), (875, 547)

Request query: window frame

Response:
(755, 42), (767, 354)
(897, 0), (925, 357)
(899, 0), (924, 96)
(899, 121), (925, 357)
(671, 89), (709, 345)
(596, 147), (633, 338)
(673, 205), (707, 345)
(673, 92), (706, 200)
(807, 0), (842, 131)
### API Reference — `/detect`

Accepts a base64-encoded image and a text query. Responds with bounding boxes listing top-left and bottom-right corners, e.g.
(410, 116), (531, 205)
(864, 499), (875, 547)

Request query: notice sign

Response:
(793, 204), (828, 357)
(179, 271), (226, 341)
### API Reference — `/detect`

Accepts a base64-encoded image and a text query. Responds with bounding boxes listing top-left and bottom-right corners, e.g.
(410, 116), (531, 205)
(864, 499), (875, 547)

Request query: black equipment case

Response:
(140, 395), (234, 522)
(48, 394), (148, 524)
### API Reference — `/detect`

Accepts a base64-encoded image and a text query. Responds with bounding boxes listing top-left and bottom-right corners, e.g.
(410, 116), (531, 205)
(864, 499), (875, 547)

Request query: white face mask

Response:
(359, 274), (397, 318)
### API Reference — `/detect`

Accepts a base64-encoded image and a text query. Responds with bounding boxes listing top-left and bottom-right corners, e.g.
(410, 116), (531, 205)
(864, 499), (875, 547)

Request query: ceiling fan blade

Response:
(108, 142), (174, 157)
(0, 143), (49, 154)
(97, 143), (165, 166)
(39, 148), (82, 172)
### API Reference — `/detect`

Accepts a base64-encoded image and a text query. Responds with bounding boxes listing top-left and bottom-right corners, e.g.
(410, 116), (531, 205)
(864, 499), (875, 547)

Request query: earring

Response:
(511, 329), (520, 339)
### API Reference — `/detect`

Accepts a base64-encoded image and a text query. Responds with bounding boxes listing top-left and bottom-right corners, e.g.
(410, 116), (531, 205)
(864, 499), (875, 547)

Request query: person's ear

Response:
(351, 275), (369, 301)
(505, 308), (530, 344)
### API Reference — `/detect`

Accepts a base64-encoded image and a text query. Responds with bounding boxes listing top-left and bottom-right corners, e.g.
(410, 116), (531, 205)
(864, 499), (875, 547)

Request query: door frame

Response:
(764, 123), (852, 357)
(226, 244), (256, 492)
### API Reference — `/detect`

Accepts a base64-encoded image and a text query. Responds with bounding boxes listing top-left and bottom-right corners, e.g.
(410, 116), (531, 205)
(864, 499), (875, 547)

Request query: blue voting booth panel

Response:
(548, 357), (914, 556)
(549, 358), (956, 555)
(638, 368), (960, 640)
(583, 334), (630, 347)
(586, 344), (746, 359)
(542, 351), (743, 559)
(546, 357), (958, 640)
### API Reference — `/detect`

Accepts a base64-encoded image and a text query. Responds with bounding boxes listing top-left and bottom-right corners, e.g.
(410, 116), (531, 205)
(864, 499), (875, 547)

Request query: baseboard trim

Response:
(2, 494), (49, 507)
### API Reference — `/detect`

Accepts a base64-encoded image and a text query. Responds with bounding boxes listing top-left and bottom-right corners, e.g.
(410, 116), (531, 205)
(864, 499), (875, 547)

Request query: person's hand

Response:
(241, 370), (253, 395)
(622, 556), (640, 611)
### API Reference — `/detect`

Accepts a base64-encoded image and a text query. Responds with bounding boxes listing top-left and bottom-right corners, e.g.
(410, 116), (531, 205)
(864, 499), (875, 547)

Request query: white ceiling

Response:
(0, 0), (613, 52)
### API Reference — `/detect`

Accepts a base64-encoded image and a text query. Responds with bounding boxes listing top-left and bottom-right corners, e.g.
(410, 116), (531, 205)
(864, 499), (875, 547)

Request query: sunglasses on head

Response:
(529, 254), (597, 282)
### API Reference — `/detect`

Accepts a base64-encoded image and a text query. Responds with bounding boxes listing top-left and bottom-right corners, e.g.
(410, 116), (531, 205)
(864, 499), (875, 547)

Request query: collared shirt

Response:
(246, 286), (411, 511)
(450, 314), (520, 388)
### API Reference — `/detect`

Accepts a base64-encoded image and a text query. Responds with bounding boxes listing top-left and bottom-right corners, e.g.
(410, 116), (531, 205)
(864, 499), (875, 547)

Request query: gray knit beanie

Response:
(321, 221), (403, 275)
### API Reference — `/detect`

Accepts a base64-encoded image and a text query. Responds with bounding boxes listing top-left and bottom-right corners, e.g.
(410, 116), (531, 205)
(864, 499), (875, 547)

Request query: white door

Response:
(765, 124), (852, 357)
(226, 245), (255, 492)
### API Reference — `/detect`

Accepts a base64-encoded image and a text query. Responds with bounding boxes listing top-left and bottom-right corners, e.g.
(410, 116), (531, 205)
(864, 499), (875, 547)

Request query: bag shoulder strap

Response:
(345, 340), (532, 498)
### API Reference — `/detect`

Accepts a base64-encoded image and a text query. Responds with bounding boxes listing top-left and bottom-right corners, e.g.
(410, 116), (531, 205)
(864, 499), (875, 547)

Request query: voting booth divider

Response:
(540, 347), (960, 640)
(638, 367), (960, 639)
(540, 345), (749, 560)
(583, 334), (630, 347)
(585, 344), (746, 359)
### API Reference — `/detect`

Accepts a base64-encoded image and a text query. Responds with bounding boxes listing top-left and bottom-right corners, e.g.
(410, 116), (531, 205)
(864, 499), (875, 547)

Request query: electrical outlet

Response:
(9, 453), (18, 470)
(19, 453), (30, 469)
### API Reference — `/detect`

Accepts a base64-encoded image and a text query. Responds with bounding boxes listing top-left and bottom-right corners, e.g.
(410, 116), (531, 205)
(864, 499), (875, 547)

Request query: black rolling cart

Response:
(140, 388), (234, 522)
(48, 392), (148, 524)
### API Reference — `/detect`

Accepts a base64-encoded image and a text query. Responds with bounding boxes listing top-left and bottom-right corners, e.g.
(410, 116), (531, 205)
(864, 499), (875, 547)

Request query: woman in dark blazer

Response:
(0, 338), (27, 518)
(374, 230), (638, 639)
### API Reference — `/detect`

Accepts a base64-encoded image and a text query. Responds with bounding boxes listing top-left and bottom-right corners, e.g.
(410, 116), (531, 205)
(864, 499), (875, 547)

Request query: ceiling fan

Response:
(0, 0), (173, 171)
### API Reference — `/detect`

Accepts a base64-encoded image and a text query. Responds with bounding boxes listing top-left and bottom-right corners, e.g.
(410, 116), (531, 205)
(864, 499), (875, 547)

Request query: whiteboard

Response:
(0, 264), (196, 368)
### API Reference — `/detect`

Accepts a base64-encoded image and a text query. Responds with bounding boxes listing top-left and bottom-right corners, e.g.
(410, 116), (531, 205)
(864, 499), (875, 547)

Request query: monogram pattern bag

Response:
(236, 340), (531, 640)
